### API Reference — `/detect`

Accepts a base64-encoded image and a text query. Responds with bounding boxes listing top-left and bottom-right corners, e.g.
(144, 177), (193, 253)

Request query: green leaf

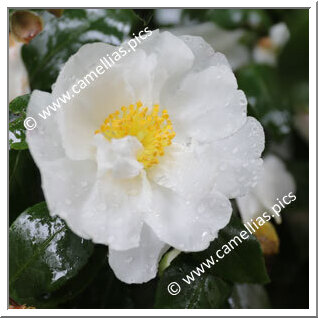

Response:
(133, 9), (154, 25)
(155, 255), (232, 309)
(228, 283), (271, 308)
(236, 64), (292, 141)
(278, 10), (309, 83)
(193, 214), (270, 284)
(43, 245), (108, 308)
(9, 202), (94, 307)
(22, 9), (138, 92)
(9, 94), (30, 150)
(9, 149), (43, 225)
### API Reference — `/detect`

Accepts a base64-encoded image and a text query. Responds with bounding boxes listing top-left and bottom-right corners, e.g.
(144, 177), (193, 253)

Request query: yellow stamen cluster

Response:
(95, 101), (175, 168)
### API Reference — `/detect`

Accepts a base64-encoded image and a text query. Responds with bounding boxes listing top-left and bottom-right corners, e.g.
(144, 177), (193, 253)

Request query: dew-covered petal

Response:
(161, 65), (247, 143)
(254, 155), (296, 223)
(179, 34), (231, 72)
(136, 30), (195, 102)
(148, 143), (216, 202)
(108, 225), (169, 284)
(37, 158), (97, 239)
(237, 155), (295, 223)
(145, 186), (232, 251)
(236, 192), (263, 222)
(211, 117), (265, 198)
(137, 30), (194, 76)
(174, 22), (249, 70)
(26, 90), (65, 162)
(78, 171), (151, 250)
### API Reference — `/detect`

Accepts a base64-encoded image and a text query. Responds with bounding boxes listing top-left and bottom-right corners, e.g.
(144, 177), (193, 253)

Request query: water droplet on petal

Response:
(240, 97), (246, 105)
(125, 256), (133, 263)
(232, 147), (238, 154)
(201, 231), (209, 240)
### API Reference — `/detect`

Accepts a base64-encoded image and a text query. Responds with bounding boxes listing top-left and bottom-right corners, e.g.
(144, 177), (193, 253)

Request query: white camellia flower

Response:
(253, 22), (290, 66)
(27, 30), (265, 284)
(237, 154), (296, 224)
(9, 34), (30, 102)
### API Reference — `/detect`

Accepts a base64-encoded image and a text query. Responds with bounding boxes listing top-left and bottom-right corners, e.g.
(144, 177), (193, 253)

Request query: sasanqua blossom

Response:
(27, 30), (265, 283)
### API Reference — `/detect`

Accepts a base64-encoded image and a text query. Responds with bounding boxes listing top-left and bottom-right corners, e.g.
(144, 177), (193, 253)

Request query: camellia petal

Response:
(26, 90), (65, 162)
(145, 188), (232, 251)
(94, 134), (143, 179)
(108, 225), (169, 284)
(237, 155), (296, 223)
(148, 143), (216, 202)
(161, 63), (247, 144)
(78, 171), (151, 250)
(170, 22), (250, 70)
(211, 117), (265, 198)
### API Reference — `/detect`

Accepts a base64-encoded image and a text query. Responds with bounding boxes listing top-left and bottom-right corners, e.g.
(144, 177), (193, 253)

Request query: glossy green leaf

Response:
(193, 214), (270, 284)
(236, 64), (292, 141)
(228, 283), (271, 308)
(9, 94), (30, 150)
(22, 9), (138, 92)
(9, 202), (94, 307)
(9, 149), (43, 225)
(42, 245), (108, 308)
(155, 255), (232, 309)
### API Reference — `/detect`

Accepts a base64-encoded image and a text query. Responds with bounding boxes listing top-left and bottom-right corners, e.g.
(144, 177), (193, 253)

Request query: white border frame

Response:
(2, 1), (316, 316)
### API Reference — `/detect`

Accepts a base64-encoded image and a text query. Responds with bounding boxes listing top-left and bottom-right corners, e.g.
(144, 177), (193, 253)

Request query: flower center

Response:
(95, 101), (175, 168)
